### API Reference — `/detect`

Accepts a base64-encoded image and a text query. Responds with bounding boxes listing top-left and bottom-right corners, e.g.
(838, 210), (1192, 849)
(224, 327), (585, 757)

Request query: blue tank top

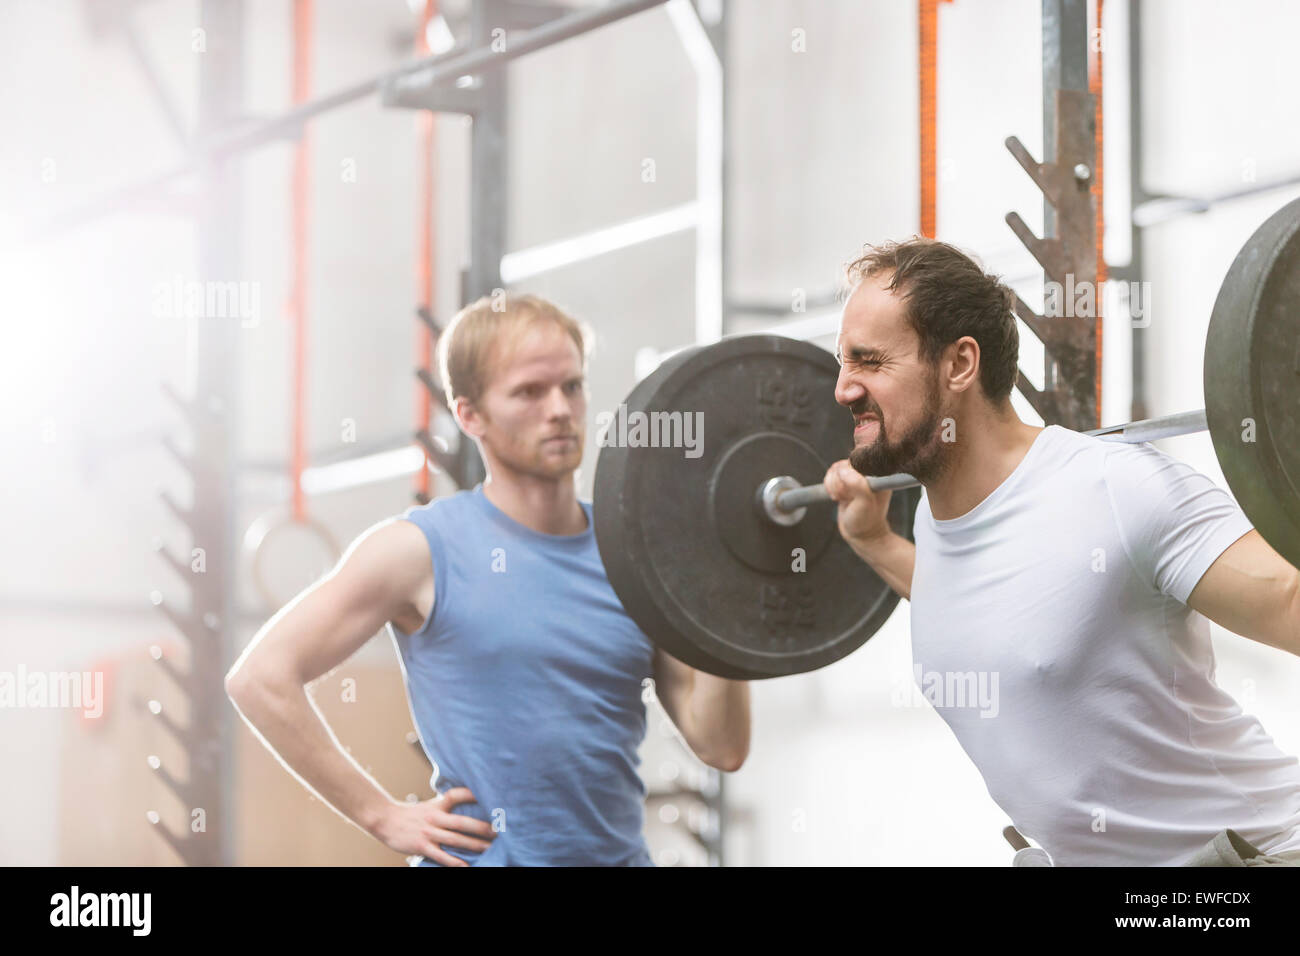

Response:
(391, 484), (657, 866)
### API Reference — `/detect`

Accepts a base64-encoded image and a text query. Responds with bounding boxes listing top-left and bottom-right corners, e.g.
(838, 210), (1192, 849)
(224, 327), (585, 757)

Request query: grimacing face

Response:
(461, 322), (588, 481)
(833, 274), (952, 483)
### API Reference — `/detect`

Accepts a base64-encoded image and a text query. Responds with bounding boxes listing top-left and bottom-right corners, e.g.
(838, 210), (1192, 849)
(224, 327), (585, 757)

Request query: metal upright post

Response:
(1040, 0), (1088, 405)
(705, 0), (728, 341)
(454, 0), (510, 488)
(468, 0), (508, 303)
(1041, 0), (1090, 237)
(155, 0), (244, 866)
(197, 0), (243, 869)
(1001, 0), (1098, 431)
(698, 0), (728, 866)
(1125, 0), (1147, 421)
(666, 0), (724, 345)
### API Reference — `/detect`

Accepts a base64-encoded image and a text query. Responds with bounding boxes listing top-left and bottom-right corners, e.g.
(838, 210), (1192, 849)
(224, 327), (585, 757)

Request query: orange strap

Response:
(1089, 0), (1105, 425)
(290, 0), (313, 520)
(918, 0), (951, 238)
(415, 0), (438, 499)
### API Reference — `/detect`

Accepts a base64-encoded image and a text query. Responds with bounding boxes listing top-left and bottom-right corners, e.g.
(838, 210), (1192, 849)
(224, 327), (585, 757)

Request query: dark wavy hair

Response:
(844, 238), (1019, 403)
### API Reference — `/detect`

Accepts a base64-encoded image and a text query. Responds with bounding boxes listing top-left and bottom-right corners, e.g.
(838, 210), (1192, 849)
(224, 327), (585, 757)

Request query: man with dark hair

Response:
(824, 237), (1300, 866)
(834, 238), (1022, 482)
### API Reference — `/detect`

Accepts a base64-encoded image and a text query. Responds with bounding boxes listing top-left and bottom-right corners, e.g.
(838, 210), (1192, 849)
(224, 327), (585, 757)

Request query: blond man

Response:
(227, 294), (750, 866)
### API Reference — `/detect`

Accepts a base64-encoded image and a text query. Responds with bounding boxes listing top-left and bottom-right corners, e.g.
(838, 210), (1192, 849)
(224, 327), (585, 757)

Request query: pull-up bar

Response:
(32, 0), (670, 237)
(216, 0), (670, 156)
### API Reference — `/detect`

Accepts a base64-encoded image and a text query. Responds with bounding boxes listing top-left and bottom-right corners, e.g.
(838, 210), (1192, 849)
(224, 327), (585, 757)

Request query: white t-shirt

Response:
(910, 424), (1300, 866)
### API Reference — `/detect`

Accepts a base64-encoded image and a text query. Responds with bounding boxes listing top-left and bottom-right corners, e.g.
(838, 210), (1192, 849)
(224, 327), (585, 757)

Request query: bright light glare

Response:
(0, 255), (60, 414)
(425, 15), (455, 55)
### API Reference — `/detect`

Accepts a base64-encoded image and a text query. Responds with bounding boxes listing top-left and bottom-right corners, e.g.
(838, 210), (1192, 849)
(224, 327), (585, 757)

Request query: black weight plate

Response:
(594, 335), (919, 680)
(596, 346), (747, 679)
(1204, 197), (1300, 570)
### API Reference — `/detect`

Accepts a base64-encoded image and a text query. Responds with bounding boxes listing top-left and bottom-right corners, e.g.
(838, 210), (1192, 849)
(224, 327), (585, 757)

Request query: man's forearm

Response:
(687, 675), (750, 771)
(848, 531), (915, 601)
(227, 675), (397, 836)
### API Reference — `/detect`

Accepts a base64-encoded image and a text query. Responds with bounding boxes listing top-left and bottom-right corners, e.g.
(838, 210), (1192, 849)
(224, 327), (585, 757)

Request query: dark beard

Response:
(847, 379), (946, 482)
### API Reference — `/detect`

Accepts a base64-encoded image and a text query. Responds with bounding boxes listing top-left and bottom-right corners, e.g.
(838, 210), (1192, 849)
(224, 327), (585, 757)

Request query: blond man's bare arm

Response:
(224, 518), (493, 864)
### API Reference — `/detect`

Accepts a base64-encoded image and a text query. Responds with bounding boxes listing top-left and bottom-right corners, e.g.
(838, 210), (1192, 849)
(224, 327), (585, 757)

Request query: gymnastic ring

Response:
(244, 510), (341, 614)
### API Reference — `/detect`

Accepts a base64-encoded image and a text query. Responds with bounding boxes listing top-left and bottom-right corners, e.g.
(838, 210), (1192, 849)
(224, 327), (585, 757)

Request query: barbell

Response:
(759, 407), (1211, 521)
(593, 197), (1300, 680)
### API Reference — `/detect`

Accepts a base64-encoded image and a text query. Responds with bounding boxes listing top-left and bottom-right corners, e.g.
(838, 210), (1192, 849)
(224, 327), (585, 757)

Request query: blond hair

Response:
(437, 293), (591, 408)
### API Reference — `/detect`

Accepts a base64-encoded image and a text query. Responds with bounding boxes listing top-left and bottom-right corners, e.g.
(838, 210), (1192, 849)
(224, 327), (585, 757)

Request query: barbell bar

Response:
(761, 408), (1213, 522)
